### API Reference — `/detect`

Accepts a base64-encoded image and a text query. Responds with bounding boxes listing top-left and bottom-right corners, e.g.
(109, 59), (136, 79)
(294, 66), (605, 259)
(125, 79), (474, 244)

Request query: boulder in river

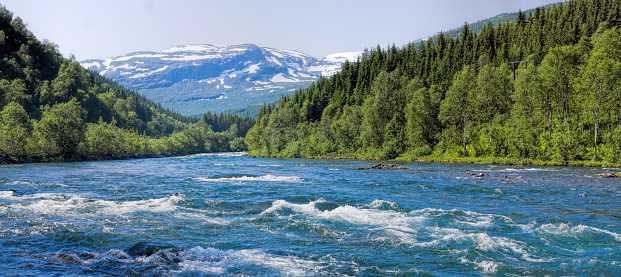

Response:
(123, 242), (176, 257)
(596, 172), (621, 178)
(351, 164), (408, 170)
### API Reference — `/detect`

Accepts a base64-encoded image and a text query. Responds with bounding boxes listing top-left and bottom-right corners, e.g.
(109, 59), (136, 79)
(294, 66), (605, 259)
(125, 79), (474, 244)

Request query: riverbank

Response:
(401, 155), (621, 168)
(246, 151), (621, 169)
(0, 152), (200, 165)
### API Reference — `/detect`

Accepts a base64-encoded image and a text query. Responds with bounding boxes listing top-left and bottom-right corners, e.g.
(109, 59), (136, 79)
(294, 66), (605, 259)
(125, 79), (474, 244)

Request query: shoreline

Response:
(5, 150), (620, 170)
(0, 152), (200, 165)
(245, 152), (621, 169)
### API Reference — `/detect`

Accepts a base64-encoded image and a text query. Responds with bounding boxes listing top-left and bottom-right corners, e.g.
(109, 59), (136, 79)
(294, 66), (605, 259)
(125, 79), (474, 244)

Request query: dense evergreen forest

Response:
(0, 6), (254, 163)
(247, 0), (621, 166)
(442, 3), (557, 38)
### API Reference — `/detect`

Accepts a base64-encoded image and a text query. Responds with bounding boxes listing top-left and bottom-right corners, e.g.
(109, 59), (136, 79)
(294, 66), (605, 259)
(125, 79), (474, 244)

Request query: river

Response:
(1, 153), (620, 276)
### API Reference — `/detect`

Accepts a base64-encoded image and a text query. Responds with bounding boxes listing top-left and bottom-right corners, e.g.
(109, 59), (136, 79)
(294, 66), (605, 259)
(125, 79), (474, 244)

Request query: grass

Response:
(247, 150), (621, 168)
(398, 155), (621, 168)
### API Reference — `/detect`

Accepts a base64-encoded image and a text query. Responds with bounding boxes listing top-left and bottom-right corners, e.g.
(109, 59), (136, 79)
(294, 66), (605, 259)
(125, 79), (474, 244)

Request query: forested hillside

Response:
(442, 3), (557, 38)
(247, 0), (621, 165)
(0, 6), (254, 163)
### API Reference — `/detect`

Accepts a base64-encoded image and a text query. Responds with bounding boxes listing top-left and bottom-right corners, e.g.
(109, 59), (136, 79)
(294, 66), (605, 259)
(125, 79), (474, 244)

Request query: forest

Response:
(246, 0), (621, 166)
(0, 6), (254, 163)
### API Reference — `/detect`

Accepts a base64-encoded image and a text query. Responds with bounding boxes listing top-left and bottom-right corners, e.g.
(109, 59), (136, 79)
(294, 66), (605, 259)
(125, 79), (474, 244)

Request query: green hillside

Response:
(225, 3), (558, 120)
(247, 0), (621, 166)
(442, 3), (558, 38)
(0, 6), (254, 163)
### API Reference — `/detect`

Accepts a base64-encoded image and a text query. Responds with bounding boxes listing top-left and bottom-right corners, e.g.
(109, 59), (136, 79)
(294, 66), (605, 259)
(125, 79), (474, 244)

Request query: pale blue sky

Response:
(2, 0), (560, 60)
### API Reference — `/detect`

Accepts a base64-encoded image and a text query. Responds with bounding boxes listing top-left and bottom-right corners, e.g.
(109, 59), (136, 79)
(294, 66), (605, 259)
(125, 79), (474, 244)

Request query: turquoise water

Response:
(1, 153), (620, 276)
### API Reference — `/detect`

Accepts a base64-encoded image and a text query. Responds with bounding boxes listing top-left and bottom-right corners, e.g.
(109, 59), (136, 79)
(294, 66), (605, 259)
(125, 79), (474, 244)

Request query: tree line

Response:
(0, 6), (255, 163)
(246, 0), (621, 165)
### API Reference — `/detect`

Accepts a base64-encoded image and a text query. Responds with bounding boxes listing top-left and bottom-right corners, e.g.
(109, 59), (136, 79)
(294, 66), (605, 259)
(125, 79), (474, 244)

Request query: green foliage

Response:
(405, 85), (436, 150)
(229, 137), (248, 152)
(439, 66), (477, 155)
(332, 105), (363, 153)
(580, 28), (621, 160)
(0, 5), (256, 163)
(0, 102), (31, 160)
(247, 0), (621, 165)
(360, 70), (407, 150)
(34, 99), (85, 160)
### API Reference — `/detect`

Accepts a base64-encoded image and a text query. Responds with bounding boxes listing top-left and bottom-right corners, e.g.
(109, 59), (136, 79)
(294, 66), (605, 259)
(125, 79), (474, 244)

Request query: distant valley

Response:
(81, 44), (362, 116)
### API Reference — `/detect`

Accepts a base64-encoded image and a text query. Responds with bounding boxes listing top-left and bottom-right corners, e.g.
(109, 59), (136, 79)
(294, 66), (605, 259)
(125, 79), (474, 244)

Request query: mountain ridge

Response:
(81, 44), (362, 116)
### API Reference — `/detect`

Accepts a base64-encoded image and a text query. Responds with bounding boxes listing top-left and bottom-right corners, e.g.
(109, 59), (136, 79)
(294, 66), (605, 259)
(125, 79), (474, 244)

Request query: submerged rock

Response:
(370, 164), (408, 170)
(123, 242), (176, 257)
(596, 172), (621, 178)
(465, 172), (524, 180)
(467, 172), (489, 177)
(351, 164), (408, 170)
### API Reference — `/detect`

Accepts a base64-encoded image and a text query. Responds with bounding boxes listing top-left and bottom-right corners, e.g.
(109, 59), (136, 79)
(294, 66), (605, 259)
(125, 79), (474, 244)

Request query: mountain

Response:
(81, 44), (362, 116)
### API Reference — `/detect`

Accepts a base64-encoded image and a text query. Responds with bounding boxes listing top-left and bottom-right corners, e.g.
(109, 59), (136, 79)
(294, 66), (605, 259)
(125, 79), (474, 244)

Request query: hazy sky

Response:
(2, 0), (560, 60)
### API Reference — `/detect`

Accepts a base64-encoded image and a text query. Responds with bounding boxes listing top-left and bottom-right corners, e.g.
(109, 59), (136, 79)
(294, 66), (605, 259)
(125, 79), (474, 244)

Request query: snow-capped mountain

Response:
(81, 44), (361, 116)
(307, 51), (364, 77)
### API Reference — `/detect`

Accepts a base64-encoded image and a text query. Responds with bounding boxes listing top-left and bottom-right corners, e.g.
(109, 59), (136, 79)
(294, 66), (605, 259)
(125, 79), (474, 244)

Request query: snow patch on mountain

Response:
(322, 51), (362, 63)
(271, 73), (299, 83)
(80, 44), (363, 115)
(246, 63), (261, 74)
(307, 51), (362, 77)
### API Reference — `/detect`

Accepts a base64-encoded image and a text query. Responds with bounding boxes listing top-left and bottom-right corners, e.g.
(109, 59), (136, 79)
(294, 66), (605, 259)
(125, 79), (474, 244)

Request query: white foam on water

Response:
(260, 201), (552, 264)
(194, 175), (302, 183)
(470, 233), (527, 253)
(391, 209), (541, 260)
(474, 260), (499, 273)
(416, 231), (512, 250)
(171, 246), (322, 276)
(261, 199), (424, 244)
(261, 199), (323, 215)
(0, 190), (15, 198)
(454, 211), (502, 227)
(94, 195), (184, 215)
(323, 205), (421, 229)
(535, 223), (621, 242)
(18, 193), (90, 215)
(1, 192), (233, 229)
(174, 212), (229, 225)
(421, 231), (550, 263)
(364, 199), (400, 210)
(102, 226), (115, 233)
(3, 192), (184, 217)
(502, 167), (553, 172)
(456, 218), (493, 227)
(421, 231), (526, 254)
(42, 182), (69, 187)
(5, 180), (34, 186)
(261, 200), (527, 249)
(410, 208), (514, 227)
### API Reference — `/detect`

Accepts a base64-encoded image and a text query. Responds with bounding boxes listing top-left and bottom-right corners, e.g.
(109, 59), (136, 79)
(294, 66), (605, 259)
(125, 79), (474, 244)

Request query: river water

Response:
(0, 153), (619, 276)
